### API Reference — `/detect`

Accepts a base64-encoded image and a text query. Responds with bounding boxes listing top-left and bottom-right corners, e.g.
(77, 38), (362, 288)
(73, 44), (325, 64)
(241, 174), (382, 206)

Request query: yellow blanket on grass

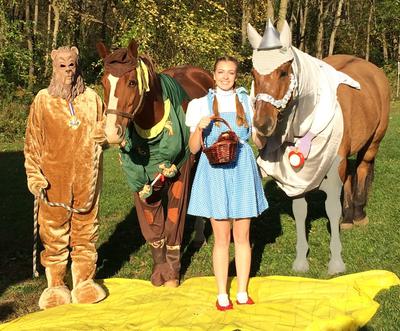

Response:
(1, 270), (399, 331)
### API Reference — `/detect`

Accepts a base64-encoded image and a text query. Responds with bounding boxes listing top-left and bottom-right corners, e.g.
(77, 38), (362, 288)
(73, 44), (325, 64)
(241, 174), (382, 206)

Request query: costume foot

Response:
(38, 285), (71, 310)
(164, 279), (179, 288)
(236, 297), (255, 305)
(71, 279), (106, 304)
(216, 299), (233, 311)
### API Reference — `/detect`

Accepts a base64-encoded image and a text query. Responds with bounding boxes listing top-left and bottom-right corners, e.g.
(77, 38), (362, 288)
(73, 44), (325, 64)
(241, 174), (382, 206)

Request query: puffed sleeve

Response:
(185, 97), (209, 132)
(24, 94), (47, 195)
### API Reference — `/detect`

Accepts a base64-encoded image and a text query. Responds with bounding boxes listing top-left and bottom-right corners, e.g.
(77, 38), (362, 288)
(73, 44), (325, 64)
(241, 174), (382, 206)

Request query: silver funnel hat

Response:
(247, 20), (294, 75)
(258, 19), (282, 50)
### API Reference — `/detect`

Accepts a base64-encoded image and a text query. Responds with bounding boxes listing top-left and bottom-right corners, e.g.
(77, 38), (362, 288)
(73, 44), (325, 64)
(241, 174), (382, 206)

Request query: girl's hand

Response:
(197, 116), (213, 130)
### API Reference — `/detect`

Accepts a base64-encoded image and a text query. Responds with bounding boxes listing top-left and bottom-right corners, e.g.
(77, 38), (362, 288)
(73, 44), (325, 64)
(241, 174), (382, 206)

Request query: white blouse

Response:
(185, 87), (253, 132)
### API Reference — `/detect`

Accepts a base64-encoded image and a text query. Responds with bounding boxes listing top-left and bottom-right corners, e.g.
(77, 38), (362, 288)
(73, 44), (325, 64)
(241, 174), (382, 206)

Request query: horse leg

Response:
(339, 157), (355, 230)
(320, 157), (346, 274)
(193, 217), (206, 247)
(353, 145), (376, 226)
(292, 196), (309, 272)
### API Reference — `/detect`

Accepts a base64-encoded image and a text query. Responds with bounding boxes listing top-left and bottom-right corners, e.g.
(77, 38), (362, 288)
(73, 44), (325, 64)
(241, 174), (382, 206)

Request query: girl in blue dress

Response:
(185, 56), (268, 310)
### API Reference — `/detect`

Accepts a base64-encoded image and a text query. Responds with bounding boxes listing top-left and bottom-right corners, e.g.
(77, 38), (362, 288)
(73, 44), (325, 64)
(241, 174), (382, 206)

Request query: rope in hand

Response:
(32, 143), (102, 278)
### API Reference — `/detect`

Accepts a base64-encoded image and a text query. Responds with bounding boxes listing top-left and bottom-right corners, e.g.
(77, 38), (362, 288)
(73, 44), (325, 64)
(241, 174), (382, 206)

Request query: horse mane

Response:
(139, 54), (162, 98)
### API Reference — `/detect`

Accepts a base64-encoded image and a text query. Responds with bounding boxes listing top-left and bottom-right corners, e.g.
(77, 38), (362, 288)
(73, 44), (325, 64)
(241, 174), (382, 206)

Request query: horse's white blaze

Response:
(105, 74), (124, 144)
(107, 74), (119, 110)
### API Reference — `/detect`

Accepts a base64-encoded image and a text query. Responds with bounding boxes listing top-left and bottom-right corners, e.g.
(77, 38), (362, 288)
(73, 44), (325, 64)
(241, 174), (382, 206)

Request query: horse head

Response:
(247, 20), (297, 137)
(96, 40), (160, 144)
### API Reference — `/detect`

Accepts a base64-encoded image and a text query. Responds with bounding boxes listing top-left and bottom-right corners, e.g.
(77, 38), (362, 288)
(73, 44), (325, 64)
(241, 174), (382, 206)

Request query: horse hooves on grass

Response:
(340, 222), (354, 230)
(292, 259), (309, 273)
(328, 260), (346, 275)
(354, 216), (369, 226)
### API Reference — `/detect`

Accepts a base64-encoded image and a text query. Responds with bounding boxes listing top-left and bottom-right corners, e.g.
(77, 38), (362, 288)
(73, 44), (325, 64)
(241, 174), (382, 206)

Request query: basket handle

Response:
(200, 117), (233, 149)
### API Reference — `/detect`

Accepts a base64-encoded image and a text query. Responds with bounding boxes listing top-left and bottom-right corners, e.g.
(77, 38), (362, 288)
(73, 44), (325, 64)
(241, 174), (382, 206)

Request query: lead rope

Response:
(32, 143), (102, 278)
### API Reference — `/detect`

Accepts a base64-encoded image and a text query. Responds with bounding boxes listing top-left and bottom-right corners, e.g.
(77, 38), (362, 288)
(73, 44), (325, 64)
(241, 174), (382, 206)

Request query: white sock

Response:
(236, 291), (249, 304)
(217, 293), (229, 307)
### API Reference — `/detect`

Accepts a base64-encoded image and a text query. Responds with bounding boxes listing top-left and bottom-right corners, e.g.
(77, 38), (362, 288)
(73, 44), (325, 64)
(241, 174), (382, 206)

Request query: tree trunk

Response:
(267, 0), (274, 21)
(328, 0), (344, 55)
(316, 0), (324, 58)
(365, 1), (374, 61)
(277, 0), (288, 31)
(241, 0), (251, 46)
(25, 0), (34, 89)
(381, 33), (388, 63)
(44, 1), (52, 77)
(316, 0), (333, 59)
(51, 1), (60, 50)
(299, 0), (309, 52)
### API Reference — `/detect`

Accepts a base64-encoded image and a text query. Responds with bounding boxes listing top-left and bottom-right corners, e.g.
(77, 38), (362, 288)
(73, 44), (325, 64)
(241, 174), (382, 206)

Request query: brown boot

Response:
(149, 239), (170, 286)
(165, 245), (181, 287)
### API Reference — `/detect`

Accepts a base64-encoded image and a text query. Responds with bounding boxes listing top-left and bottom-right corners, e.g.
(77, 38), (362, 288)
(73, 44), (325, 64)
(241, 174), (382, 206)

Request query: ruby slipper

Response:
(216, 299), (233, 311)
(236, 297), (255, 305)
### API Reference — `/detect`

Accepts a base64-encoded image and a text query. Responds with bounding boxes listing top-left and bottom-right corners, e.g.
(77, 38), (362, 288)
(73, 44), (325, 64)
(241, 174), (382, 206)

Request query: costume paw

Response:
(71, 279), (106, 304)
(38, 285), (71, 310)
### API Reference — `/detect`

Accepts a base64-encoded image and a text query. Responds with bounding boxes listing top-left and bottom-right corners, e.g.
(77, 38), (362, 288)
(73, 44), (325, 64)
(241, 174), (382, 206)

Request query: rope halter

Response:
(254, 73), (297, 111)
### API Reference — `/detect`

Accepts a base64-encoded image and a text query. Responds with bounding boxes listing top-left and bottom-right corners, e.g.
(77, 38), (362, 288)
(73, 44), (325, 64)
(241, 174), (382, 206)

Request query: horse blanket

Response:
(257, 47), (360, 197)
(120, 74), (190, 193)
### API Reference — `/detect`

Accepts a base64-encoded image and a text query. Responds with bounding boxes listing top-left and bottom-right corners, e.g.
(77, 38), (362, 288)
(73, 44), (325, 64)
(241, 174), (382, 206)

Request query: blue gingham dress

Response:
(187, 90), (268, 220)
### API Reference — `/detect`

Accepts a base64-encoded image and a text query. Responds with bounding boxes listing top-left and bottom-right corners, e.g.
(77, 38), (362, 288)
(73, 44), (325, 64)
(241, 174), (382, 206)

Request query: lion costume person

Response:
(24, 46), (107, 309)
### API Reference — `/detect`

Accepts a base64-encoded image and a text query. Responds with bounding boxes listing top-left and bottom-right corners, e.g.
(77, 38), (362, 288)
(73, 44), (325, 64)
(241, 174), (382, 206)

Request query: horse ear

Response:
(279, 20), (292, 48)
(96, 42), (109, 59)
(127, 40), (139, 58)
(247, 23), (262, 50)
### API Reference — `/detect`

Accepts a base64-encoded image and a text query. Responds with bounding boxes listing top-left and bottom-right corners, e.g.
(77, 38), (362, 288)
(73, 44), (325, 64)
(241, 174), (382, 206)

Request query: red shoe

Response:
(216, 299), (233, 311)
(236, 297), (255, 305)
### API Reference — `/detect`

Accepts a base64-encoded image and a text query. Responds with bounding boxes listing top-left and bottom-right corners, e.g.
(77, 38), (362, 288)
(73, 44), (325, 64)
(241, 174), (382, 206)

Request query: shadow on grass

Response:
(96, 207), (145, 279)
(0, 151), (36, 296)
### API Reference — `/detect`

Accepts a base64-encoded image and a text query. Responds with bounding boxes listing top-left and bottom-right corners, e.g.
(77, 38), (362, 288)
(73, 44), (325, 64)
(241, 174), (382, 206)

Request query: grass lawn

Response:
(0, 102), (399, 329)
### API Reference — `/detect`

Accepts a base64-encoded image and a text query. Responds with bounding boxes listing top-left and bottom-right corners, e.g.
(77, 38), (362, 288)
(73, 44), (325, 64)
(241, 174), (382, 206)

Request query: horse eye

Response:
(128, 80), (137, 87)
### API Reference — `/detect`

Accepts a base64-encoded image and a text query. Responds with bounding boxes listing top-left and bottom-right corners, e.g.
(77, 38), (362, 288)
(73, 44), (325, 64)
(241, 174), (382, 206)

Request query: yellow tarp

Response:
(1, 270), (399, 331)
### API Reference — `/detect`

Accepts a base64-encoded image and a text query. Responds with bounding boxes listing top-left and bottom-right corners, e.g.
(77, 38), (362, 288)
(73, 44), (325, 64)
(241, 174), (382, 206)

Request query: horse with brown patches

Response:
(97, 40), (213, 286)
(248, 21), (390, 274)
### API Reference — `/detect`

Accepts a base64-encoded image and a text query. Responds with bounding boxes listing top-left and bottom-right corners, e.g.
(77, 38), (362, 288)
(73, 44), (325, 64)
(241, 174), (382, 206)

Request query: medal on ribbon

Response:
(67, 102), (81, 129)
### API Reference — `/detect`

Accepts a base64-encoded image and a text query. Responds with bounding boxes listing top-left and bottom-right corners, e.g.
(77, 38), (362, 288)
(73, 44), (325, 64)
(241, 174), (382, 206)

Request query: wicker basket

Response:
(201, 117), (239, 165)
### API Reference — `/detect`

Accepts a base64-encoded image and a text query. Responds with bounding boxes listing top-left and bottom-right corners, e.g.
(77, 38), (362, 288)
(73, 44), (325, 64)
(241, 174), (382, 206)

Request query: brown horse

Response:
(248, 21), (390, 274)
(97, 40), (213, 286)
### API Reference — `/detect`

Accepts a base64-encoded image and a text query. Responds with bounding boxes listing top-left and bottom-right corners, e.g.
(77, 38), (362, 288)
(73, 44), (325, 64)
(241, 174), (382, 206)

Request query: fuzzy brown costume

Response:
(24, 46), (107, 309)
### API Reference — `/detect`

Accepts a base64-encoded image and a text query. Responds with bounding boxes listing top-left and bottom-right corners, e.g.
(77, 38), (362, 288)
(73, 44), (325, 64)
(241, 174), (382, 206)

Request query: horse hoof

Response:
(354, 216), (369, 226)
(164, 279), (179, 288)
(328, 260), (346, 275)
(292, 259), (309, 273)
(340, 222), (354, 230)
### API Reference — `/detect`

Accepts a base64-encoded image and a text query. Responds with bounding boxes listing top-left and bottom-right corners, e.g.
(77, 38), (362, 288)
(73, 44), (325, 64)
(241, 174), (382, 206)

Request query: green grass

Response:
(0, 103), (399, 328)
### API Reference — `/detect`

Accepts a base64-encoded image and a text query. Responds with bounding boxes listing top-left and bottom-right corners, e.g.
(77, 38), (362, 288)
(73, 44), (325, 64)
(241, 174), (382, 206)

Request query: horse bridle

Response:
(105, 61), (147, 121)
(254, 73), (297, 113)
